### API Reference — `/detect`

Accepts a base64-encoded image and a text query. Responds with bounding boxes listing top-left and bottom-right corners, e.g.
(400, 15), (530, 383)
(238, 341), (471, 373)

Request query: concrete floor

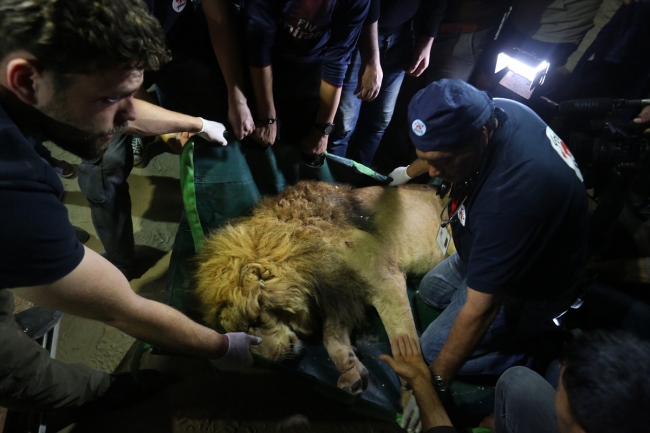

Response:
(46, 139), (184, 374)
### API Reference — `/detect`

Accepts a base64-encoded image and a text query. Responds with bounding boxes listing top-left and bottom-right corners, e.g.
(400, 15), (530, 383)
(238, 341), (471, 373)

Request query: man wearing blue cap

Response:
(402, 79), (588, 427)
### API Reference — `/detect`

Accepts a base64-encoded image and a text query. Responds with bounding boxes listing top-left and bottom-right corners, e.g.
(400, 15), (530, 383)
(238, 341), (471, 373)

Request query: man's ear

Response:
(5, 58), (44, 106)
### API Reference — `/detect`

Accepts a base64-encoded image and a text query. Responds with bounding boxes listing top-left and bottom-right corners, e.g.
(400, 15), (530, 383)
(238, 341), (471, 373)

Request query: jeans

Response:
(78, 134), (135, 272)
(328, 28), (412, 166)
(426, 28), (493, 84)
(0, 290), (110, 412)
(419, 253), (571, 376)
(494, 366), (559, 433)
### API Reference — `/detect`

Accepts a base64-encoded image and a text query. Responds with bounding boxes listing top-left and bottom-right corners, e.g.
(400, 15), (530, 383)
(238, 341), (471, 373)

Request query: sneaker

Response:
(132, 136), (145, 166)
(14, 306), (63, 340)
(50, 157), (76, 178)
(73, 225), (90, 244)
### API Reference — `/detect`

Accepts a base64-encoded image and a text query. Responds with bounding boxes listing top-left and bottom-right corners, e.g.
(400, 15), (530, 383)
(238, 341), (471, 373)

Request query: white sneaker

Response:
(132, 136), (144, 166)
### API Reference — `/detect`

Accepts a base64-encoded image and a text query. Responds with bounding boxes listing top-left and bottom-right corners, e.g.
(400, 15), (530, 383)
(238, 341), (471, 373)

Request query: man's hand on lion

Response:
(380, 335), (432, 384)
(380, 335), (430, 433)
(209, 332), (262, 371)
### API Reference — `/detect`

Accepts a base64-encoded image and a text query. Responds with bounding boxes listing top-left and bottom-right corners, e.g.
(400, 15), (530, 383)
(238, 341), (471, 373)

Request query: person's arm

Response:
(243, 0), (279, 146)
(10, 247), (257, 363)
(430, 288), (505, 381)
(634, 105), (650, 134)
(301, 80), (342, 155)
(356, 21), (383, 101)
(388, 159), (431, 186)
(202, 0), (255, 140)
(407, 0), (448, 77)
(381, 335), (454, 432)
(408, 36), (434, 77)
(249, 65), (277, 146)
(127, 99), (227, 145)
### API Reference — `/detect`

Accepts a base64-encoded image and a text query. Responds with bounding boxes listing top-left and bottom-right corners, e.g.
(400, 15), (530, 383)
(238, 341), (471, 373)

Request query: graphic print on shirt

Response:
(546, 126), (584, 182)
(281, 0), (335, 40)
(172, 0), (186, 12)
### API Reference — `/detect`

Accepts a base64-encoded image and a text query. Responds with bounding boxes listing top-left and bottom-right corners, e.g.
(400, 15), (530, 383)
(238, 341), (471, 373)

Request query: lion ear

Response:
(240, 263), (272, 294)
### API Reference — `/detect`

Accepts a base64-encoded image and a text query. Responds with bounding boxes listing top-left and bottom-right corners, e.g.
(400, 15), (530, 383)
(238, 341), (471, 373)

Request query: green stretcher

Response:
(159, 136), (494, 427)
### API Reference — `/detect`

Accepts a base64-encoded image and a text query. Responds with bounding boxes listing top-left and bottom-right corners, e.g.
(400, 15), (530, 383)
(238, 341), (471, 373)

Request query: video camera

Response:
(556, 98), (650, 178)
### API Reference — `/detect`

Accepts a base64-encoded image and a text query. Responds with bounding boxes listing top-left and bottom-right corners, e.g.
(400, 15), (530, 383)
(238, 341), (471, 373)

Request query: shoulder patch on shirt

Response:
(172, 0), (186, 12)
(546, 126), (583, 182)
(458, 204), (466, 226)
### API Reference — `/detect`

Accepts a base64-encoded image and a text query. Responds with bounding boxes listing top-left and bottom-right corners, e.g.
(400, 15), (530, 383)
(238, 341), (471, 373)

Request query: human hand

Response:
(196, 118), (228, 145)
(300, 129), (328, 155)
(209, 332), (262, 371)
(355, 61), (383, 101)
(159, 131), (193, 154)
(401, 394), (422, 433)
(380, 334), (432, 384)
(388, 166), (412, 186)
(634, 106), (650, 134)
(251, 122), (277, 146)
(228, 99), (255, 140)
(407, 38), (433, 77)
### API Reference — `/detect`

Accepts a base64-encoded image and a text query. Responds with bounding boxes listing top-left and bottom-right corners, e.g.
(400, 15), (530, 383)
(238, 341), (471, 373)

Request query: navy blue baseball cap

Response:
(408, 79), (494, 152)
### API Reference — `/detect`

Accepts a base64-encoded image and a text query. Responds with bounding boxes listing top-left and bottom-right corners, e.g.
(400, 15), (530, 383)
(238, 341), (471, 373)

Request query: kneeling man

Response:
(409, 80), (588, 390)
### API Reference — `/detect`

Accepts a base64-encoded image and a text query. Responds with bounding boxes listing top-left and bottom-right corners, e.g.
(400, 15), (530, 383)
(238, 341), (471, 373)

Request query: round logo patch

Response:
(412, 119), (426, 136)
(172, 0), (187, 13)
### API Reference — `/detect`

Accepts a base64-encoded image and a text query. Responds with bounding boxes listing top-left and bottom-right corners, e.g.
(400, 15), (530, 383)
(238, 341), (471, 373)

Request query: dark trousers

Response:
(78, 134), (135, 272)
(0, 290), (110, 412)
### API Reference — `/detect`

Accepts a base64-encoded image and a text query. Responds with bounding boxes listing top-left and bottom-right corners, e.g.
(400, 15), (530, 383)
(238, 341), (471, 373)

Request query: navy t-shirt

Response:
(450, 99), (588, 300)
(242, 0), (370, 87)
(0, 103), (84, 289)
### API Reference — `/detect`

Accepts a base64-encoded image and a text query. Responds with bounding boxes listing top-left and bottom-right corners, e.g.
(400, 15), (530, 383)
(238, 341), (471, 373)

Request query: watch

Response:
(257, 117), (277, 125)
(315, 122), (335, 135)
(432, 373), (449, 393)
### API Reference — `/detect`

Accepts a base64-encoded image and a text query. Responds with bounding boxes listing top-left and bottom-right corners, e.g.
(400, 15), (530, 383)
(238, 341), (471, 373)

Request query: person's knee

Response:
(496, 366), (541, 404)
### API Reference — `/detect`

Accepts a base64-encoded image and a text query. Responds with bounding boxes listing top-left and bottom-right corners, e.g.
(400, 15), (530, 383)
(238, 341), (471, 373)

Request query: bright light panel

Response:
(495, 53), (549, 82)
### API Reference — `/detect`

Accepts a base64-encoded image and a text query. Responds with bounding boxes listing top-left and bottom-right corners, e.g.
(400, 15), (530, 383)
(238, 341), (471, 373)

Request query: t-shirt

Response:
(0, 103), (84, 289)
(450, 99), (588, 300)
(374, 0), (446, 38)
(242, 0), (370, 87)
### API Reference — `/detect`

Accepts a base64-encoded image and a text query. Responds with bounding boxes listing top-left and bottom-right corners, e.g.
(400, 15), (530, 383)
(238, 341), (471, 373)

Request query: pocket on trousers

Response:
(78, 159), (107, 203)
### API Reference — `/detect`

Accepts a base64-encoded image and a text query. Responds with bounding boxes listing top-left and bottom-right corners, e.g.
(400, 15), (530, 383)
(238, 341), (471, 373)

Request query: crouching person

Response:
(0, 0), (259, 413)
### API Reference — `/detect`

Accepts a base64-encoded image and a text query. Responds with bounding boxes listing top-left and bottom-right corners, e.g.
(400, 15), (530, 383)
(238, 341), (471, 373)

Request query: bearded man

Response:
(0, 0), (259, 413)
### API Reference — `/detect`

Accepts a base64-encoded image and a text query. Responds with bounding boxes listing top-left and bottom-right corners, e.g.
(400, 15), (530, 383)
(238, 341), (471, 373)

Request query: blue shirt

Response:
(450, 99), (588, 300)
(242, 0), (370, 87)
(0, 103), (84, 289)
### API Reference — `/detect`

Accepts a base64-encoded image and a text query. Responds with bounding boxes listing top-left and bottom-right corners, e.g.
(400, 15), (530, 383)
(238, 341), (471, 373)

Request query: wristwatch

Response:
(315, 122), (335, 135)
(431, 373), (449, 393)
(257, 117), (277, 125)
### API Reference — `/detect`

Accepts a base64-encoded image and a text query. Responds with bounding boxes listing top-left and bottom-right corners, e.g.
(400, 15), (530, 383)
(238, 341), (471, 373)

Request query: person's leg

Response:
(77, 134), (135, 274)
(345, 31), (409, 166)
(419, 254), (468, 363)
(328, 50), (363, 157)
(494, 366), (560, 433)
(427, 29), (492, 84)
(0, 290), (111, 412)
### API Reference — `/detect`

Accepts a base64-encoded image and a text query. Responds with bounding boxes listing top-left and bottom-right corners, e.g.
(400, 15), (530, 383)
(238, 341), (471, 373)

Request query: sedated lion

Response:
(194, 180), (450, 394)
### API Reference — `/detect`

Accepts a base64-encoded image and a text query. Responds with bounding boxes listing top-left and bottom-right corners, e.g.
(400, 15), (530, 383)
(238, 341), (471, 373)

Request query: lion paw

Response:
(337, 364), (369, 395)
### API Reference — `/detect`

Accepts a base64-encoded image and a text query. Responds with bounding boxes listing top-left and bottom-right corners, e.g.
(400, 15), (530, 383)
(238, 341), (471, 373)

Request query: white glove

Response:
(197, 117), (228, 146)
(210, 332), (262, 371)
(388, 166), (412, 186)
(401, 394), (422, 433)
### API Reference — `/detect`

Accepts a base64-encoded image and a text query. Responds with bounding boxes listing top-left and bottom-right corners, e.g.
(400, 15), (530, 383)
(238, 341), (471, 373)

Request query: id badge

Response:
(436, 225), (451, 256)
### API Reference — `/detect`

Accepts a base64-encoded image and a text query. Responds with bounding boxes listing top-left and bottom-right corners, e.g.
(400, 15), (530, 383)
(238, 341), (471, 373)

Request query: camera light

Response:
(496, 52), (549, 82)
